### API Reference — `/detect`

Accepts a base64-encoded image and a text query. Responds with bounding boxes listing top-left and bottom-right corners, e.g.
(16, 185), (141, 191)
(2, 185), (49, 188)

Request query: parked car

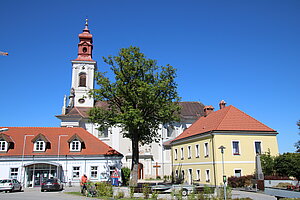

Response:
(0, 179), (22, 193)
(41, 178), (64, 192)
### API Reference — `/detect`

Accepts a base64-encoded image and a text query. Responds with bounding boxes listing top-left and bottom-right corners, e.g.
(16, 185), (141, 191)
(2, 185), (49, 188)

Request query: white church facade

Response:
(56, 21), (205, 179)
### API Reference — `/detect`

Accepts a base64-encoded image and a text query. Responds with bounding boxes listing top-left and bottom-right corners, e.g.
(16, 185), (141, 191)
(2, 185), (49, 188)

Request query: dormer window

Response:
(0, 140), (7, 152)
(68, 134), (85, 152)
(0, 134), (14, 152)
(31, 133), (50, 152)
(34, 139), (45, 151)
(71, 139), (81, 151)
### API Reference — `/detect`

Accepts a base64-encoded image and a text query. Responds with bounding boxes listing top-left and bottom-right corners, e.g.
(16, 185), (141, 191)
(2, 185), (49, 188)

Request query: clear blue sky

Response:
(0, 0), (299, 153)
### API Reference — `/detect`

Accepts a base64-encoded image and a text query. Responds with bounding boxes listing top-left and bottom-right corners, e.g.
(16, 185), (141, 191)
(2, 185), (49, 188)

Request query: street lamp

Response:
(218, 145), (227, 200)
(57, 135), (68, 180)
(21, 135), (34, 187)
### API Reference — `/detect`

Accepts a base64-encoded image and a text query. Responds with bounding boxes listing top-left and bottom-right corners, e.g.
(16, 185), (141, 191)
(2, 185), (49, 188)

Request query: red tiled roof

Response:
(0, 127), (122, 157)
(172, 105), (276, 142)
(58, 101), (204, 120)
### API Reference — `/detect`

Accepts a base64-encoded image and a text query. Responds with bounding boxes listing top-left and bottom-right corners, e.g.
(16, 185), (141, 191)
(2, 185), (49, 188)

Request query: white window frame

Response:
(196, 169), (201, 181)
(187, 146), (191, 159)
(205, 169), (210, 182)
(234, 169), (242, 177)
(204, 142), (209, 157)
(90, 166), (98, 179)
(0, 140), (7, 152)
(34, 140), (45, 151)
(254, 141), (263, 155)
(174, 149), (178, 160)
(180, 147), (184, 160)
(10, 168), (18, 179)
(195, 144), (200, 158)
(72, 166), (80, 179)
(232, 140), (241, 155)
(70, 139), (81, 151)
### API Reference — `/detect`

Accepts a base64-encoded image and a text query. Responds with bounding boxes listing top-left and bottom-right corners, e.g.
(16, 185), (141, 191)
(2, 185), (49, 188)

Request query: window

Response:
(195, 144), (200, 158)
(90, 166), (98, 179)
(232, 141), (240, 155)
(0, 140), (7, 151)
(181, 170), (185, 180)
(187, 146), (191, 159)
(255, 141), (262, 154)
(204, 142), (209, 157)
(70, 139), (81, 151)
(167, 125), (174, 137)
(180, 147), (184, 160)
(79, 73), (86, 87)
(175, 170), (179, 177)
(234, 169), (242, 177)
(205, 169), (210, 182)
(72, 166), (80, 178)
(10, 168), (18, 179)
(196, 169), (201, 181)
(98, 128), (109, 138)
(34, 140), (45, 151)
(174, 149), (178, 160)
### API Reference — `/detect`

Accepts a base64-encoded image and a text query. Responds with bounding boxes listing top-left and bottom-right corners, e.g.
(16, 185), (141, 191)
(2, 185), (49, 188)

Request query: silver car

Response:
(0, 179), (22, 193)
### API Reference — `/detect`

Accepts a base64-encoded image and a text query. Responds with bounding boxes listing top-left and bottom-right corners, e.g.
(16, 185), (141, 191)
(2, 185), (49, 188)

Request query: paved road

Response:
(232, 190), (277, 200)
(0, 186), (95, 200)
(0, 186), (277, 200)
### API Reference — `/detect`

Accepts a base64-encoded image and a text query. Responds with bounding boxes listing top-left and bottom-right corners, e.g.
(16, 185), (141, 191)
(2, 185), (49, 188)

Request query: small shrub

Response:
(228, 175), (254, 188)
(142, 184), (151, 199)
(130, 186), (135, 198)
(156, 176), (161, 180)
(95, 182), (113, 197)
(114, 190), (125, 199)
(152, 190), (158, 200)
(121, 167), (131, 186)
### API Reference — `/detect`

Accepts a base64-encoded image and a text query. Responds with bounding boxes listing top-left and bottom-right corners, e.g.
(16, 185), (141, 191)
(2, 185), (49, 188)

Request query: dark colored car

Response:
(41, 178), (64, 192)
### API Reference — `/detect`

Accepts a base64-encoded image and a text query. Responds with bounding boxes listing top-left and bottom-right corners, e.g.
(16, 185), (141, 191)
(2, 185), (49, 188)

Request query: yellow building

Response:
(171, 101), (279, 186)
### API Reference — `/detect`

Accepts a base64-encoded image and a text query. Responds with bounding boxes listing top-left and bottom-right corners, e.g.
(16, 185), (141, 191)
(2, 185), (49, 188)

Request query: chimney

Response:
(219, 100), (226, 109)
(204, 105), (214, 117)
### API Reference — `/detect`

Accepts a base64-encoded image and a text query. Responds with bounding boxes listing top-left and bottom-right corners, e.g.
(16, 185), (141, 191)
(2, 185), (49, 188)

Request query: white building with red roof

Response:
(0, 127), (122, 187)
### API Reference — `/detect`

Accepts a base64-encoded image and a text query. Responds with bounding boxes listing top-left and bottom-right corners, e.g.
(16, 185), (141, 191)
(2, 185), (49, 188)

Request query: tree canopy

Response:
(295, 120), (300, 152)
(89, 46), (181, 185)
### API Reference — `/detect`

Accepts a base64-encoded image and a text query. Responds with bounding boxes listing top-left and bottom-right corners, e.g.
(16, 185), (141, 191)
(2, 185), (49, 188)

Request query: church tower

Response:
(69, 19), (96, 108)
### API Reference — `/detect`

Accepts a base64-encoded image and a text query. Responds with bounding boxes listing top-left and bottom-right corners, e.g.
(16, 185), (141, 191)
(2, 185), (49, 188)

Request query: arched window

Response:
(79, 73), (86, 87)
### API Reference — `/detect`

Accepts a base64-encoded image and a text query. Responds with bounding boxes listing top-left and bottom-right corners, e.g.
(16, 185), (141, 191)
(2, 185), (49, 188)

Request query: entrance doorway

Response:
(25, 163), (61, 187)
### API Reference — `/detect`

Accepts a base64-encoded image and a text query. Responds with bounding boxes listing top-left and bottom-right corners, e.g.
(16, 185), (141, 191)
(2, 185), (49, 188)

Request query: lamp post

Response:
(21, 135), (34, 187)
(57, 135), (68, 180)
(218, 145), (226, 200)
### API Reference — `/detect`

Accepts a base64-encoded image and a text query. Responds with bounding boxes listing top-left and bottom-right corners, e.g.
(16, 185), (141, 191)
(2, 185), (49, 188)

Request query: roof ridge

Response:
(75, 107), (85, 117)
(215, 105), (232, 130)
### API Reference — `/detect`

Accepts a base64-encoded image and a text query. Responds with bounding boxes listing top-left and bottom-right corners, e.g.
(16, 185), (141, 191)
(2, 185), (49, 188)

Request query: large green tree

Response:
(274, 153), (300, 180)
(89, 46), (180, 186)
(295, 120), (300, 152)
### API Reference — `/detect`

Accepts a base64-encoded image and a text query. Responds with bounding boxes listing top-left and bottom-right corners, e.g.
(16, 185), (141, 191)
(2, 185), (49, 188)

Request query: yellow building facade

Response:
(171, 102), (279, 186)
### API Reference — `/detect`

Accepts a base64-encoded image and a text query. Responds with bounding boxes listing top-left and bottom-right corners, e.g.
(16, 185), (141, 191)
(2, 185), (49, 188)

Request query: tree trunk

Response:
(129, 132), (139, 187)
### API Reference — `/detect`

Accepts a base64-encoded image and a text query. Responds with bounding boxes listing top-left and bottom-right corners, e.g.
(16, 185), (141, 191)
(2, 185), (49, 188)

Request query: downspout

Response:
(171, 143), (174, 183)
(211, 132), (217, 187)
